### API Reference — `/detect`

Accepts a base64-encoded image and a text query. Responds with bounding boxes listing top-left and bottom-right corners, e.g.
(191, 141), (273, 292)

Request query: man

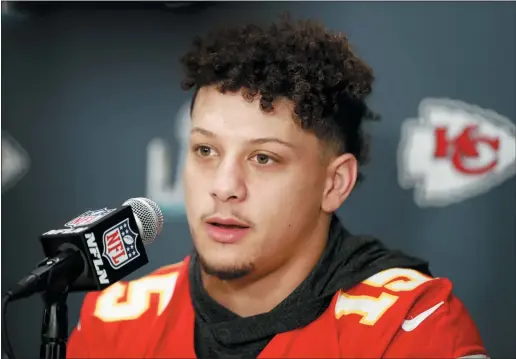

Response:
(67, 16), (487, 358)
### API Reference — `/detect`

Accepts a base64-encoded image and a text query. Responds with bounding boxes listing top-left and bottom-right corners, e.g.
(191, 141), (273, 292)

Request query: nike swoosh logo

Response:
(401, 301), (444, 332)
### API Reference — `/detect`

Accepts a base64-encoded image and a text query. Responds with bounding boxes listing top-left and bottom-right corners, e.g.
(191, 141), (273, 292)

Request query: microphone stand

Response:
(36, 250), (84, 359)
(5, 250), (83, 359)
(40, 288), (69, 359)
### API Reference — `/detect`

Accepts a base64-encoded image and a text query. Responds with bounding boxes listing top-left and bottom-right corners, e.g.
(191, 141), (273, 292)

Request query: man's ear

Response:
(321, 153), (358, 213)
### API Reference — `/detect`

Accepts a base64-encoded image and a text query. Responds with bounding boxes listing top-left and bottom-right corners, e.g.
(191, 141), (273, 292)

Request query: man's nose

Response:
(210, 159), (247, 202)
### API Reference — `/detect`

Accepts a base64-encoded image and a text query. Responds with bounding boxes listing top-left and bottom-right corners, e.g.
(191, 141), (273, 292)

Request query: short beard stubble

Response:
(198, 253), (255, 281)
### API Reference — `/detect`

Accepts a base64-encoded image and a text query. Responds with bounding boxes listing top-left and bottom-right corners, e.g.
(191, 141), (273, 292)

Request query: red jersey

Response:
(67, 256), (486, 358)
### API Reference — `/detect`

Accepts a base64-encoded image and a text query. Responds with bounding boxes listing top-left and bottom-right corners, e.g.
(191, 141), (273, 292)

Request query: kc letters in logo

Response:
(398, 98), (515, 207)
(102, 218), (140, 269)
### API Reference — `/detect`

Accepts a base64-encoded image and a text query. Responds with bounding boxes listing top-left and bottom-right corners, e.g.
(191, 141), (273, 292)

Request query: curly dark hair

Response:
(180, 14), (377, 181)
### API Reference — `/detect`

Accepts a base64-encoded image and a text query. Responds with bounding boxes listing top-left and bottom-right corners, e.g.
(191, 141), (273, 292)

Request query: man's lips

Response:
(206, 216), (250, 227)
(205, 217), (251, 243)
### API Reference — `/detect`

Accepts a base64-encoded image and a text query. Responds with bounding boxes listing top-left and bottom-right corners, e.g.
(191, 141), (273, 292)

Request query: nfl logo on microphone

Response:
(102, 218), (140, 269)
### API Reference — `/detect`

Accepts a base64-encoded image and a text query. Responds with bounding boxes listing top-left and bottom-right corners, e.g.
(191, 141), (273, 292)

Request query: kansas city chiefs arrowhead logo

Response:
(2, 132), (31, 193)
(398, 98), (515, 207)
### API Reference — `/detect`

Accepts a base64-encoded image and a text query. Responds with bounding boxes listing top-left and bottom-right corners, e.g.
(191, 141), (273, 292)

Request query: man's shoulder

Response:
(332, 267), (443, 327)
(80, 256), (190, 325)
(68, 257), (192, 358)
(329, 267), (486, 357)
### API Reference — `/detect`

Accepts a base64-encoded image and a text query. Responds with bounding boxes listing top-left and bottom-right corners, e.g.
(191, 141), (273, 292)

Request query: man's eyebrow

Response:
(191, 127), (296, 149)
(249, 137), (296, 149)
(191, 127), (215, 138)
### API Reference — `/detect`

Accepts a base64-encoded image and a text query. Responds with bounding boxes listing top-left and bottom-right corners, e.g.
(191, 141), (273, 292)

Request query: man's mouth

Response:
(207, 222), (249, 229)
(205, 218), (251, 243)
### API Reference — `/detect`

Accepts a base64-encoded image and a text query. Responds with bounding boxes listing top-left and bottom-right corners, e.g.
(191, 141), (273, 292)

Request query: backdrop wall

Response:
(2, 2), (515, 357)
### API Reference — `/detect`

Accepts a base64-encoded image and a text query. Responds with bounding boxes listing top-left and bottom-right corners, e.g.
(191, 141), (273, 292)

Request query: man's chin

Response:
(198, 255), (254, 281)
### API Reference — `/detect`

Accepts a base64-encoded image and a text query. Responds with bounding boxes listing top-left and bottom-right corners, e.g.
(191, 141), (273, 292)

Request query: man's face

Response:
(183, 86), (331, 280)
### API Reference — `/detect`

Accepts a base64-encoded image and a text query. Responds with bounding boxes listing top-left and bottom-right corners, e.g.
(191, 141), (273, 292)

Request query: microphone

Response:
(4, 197), (164, 302)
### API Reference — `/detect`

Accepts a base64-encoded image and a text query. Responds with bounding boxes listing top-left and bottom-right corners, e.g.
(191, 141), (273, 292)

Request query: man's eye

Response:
(195, 145), (213, 157)
(254, 154), (274, 165)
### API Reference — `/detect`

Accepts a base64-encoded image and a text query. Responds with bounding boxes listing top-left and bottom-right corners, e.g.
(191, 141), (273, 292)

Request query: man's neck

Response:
(201, 215), (331, 318)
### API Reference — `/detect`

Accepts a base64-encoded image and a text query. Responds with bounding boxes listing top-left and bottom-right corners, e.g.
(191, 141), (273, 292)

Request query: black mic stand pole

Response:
(36, 250), (84, 359)
(40, 288), (69, 359)
(38, 252), (83, 359)
(4, 249), (83, 359)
